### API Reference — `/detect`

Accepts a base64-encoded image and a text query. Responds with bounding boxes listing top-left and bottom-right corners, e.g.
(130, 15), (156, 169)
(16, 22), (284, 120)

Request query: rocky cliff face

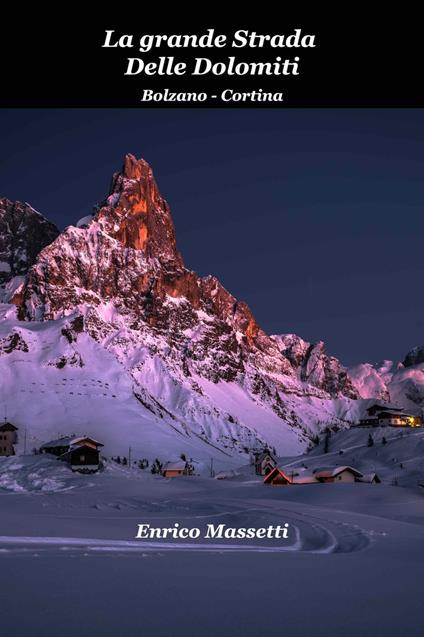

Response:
(0, 198), (59, 285)
(403, 346), (424, 368)
(15, 154), (296, 386)
(272, 334), (357, 398)
(0, 155), (364, 464)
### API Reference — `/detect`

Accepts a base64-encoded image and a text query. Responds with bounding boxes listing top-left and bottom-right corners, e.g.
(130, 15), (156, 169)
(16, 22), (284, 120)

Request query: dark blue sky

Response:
(1, 109), (423, 366)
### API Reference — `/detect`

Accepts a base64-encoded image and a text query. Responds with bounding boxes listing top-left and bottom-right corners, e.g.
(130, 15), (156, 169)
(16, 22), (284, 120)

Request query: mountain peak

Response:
(122, 153), (151, 180)
(0, 198), (59, 284)
(96, 153), (183, 267)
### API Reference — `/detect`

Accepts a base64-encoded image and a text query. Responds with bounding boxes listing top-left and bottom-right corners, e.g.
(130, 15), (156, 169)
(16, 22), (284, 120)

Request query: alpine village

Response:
(1, 401), (421, 485)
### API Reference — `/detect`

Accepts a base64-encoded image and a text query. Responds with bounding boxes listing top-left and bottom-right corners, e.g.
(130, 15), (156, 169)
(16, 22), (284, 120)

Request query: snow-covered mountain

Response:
(0, 153), (401, 469)
(349, 350), (424, 415)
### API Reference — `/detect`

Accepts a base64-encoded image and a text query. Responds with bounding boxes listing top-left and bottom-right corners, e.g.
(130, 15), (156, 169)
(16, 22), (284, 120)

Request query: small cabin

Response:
(63, 444), (101, 473)
(162, 461), (192, 478)
(255, 449), (277, 476)
(314, 466), (363, 483)
(40, 435), (103, 473)
(0, 421), (18, 456)
(263, 467), (292, 486)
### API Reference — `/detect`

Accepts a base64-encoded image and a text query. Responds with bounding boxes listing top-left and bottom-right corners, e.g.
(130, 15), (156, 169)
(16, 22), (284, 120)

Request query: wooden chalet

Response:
(254, 449), (277, 476)
(162, 460), (192, 478)
(40, 435), (103, 473)
(314, 466), (363, 483)
(0, 421), (18, 457)
(358, 403), (422, 428)
(61, 444), (102, 473)
(263, 467), (292, 486)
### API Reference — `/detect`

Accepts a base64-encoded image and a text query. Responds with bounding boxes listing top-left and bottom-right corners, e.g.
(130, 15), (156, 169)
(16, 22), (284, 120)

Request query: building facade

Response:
(162, 460), (192, 477)
(255, 450), (277, 476)
(40, 435), (103, 472)
(0, 422), (18, 456)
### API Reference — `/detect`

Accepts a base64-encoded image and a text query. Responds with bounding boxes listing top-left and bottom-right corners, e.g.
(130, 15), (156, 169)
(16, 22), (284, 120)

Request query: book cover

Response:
(1, 13), (423, 637)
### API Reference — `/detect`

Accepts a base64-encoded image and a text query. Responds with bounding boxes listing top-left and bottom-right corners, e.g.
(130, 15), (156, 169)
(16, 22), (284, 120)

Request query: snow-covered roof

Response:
(0, 421), (18, 432)
(163, 461), (186, 471)
(40, 436), (75, 449)
(314, 466), (363, 479)
(40, 435), (103, 450)
(71, 436), (104, 448)
(263, 467), (292, 484)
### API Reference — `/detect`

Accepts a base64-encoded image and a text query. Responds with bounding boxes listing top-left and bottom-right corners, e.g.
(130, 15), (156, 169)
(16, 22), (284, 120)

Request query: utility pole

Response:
(210, 457), (214, 478)
(23, 427), (27, 455)
(128, 446), (132, 470)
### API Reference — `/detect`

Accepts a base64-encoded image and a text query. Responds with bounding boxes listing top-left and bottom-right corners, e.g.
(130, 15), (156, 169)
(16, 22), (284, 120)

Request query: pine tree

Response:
(151, 458), (163, 475)
(122, 457), (128, 466)
(324, 429), (331, 453)
(367, 434), (374, 447)
(382, 436), (387, 445)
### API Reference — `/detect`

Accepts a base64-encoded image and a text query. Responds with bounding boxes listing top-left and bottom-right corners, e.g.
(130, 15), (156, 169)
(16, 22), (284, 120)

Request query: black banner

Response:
(1, 14), (422, 107)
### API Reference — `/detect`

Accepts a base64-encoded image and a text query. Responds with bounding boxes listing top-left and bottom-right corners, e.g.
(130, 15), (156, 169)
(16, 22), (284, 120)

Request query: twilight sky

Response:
(1, 108), (423, 366)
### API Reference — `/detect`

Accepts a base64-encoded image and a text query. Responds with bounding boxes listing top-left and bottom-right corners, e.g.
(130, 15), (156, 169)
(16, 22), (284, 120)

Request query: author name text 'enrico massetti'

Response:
(135, 522), (290, 540)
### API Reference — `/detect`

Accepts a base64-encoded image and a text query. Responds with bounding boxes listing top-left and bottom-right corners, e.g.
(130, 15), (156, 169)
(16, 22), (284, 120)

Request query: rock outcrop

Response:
(0, 198), (59, 284)
(273, 334), (357, 398)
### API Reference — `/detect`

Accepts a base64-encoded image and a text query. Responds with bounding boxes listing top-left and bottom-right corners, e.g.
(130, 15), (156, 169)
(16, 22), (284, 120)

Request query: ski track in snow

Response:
(0, 535), (302, 554)
(0, 516), (370, 556)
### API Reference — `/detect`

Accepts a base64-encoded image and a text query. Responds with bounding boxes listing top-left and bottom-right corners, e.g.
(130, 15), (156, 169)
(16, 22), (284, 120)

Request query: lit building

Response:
(358, 403), (422, 428)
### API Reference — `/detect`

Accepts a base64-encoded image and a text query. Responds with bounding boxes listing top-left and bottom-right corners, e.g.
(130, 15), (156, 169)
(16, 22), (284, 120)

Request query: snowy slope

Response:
(283, 424), (424, 488)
